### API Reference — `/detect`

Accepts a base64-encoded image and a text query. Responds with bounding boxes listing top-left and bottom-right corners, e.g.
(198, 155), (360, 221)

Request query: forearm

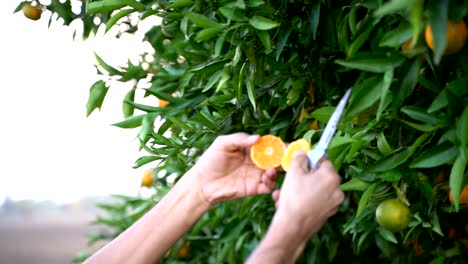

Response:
(85, 170), (210, 264)
(246, 215), (309, 264)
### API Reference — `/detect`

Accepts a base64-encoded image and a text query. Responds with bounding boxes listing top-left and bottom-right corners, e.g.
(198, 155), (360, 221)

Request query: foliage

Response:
(17, 0), (468, 263)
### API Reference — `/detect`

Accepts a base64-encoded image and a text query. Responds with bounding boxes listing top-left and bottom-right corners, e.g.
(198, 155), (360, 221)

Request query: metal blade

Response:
(315, 88), (352, 151)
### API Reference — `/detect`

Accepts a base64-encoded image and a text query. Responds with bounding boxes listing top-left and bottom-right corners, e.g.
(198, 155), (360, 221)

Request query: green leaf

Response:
(374, 0), (415, 17)
(335, 53), (405, 73)
(449, 155), (467, 211)
(377, 70), (393, 121)
(105, 9), (135, 32)
(377, 169), (402, 182)
(430, 211), (444, 237)
(246, 64), (256, 111)
(87, 0), (146, 14)
(409, 0), (424, 46)
(246, 0), (264, 8)
(186, 12), (221, 28)
(379, 23), (412, 48)
(347, 17), (380, 57)
(427, 0), (449, 64)
(195, 25), (225, 42)
(356, 182), (378, 217)
(133, 155), (159, 168)
(203, 70), (223, 92)
(457, 106), (468, 160)
(393, 59), (420, 111)
(401, 106), (443, 125)
(276, 25), (292, 61)
(122, 87), (136, 118)
(218, 7), (247, 21)
(94, 53), (121, 75)
(377, 132), (393, 155)
(399, 119), (440, 132)
(428, 89), (448, 113)
(249, 16), (280, 30)
(86, 80), (109, 117)
(378, 227), (398, 244)
(340, 177), (371, 191)
(366, 148), (412, 172)
(139, 114), (157, 143)
(410, 143), (459, 168)
(310, 107), (335, 123)
(347, 75), (383, 117)
(112, 114), (145, 128)
(190, 59), (228, 74)
(256, 30), (272, 51)
(87, 0), (126, 13)
(168, 0), (194, 9)
(310, 0), (321, 40)
(287, 78), (307, 106)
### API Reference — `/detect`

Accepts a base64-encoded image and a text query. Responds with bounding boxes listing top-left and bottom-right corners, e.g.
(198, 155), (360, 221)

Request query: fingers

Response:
(287, 151), (310, 176)
(257, 168), (278, 194)
(214, 133), (260, 151)
(317, 159), (336, 174)
(333, 189), (345, 205)
(272, 190), (280, 209)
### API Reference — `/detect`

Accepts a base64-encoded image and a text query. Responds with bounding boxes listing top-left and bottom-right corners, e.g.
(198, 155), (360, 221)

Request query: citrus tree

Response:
(16, 0), (468, 263)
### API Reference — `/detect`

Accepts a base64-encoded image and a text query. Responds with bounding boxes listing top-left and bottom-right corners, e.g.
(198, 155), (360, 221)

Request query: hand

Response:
(272, 152), (344, 239)
(189, 133), (278, 206)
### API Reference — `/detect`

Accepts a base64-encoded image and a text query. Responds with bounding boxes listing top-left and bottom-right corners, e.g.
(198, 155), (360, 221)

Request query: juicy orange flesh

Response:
(281, 139), (311, 171)
(250, 135), (286, 170)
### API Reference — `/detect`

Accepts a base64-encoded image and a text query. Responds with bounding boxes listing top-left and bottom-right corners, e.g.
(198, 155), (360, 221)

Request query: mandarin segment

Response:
(281, 138), (311, 171)
(250, 135), (286, 170)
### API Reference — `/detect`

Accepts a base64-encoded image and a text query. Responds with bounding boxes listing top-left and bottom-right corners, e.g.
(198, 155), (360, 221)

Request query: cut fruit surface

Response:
(250, 135), (286, 170)
(281, 139), (311, 171)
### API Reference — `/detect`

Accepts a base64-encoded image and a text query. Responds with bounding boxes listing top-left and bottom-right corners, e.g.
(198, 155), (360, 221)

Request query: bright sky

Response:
(0, 2), (159, 204)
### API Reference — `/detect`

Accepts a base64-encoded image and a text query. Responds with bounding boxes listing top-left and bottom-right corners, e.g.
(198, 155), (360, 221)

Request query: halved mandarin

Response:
(250, 135), (286, 170)
(281, 138), (311, 171)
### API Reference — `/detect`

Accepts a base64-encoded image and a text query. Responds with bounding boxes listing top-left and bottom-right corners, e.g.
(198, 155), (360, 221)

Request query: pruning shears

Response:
(307, 88), (352, 170)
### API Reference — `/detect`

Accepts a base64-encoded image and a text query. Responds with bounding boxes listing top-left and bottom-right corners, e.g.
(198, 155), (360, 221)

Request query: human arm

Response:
(84, 133), (278, 264)
(246, 153), (344, 264)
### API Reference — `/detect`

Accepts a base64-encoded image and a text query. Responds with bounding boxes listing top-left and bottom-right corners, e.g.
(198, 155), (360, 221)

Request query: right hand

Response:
(272, 152), (344, 238)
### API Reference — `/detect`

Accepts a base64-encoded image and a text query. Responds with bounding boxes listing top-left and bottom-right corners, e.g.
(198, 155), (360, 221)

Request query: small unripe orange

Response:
(449, 184), (468, 207)
(141, 169), (154, 187)
(22, 3), (42, 21)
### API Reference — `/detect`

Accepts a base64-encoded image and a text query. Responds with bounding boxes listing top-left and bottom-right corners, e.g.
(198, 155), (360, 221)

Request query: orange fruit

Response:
(281, 138), (311, 171)
(402, 38), (413, 52)
(375, 199), (411, 232)
(425, 20), (468, 55)
(434, 170), (445, 185)
(22, 2), (42, 21)
(250, 135), (286, 170)
(175, 241), (190, 258)
(412, 240), (424, 256)
(158, 99), (169, 107)
(447, 227), (458, 240)
(449, 184), (468, 207)
(141, 169), (154, 187)
(308, 119), (319, 130)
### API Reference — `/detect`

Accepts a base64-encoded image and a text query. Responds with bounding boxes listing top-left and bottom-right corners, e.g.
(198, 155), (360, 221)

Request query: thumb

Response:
(287, 151), (310, 176)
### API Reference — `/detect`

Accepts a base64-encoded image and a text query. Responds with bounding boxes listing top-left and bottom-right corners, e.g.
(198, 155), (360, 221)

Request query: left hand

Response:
(188, 133), (278, 206)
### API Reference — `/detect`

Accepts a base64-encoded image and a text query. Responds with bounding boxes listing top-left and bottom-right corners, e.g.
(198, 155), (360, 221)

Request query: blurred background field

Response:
(0, 198), (106, 264)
